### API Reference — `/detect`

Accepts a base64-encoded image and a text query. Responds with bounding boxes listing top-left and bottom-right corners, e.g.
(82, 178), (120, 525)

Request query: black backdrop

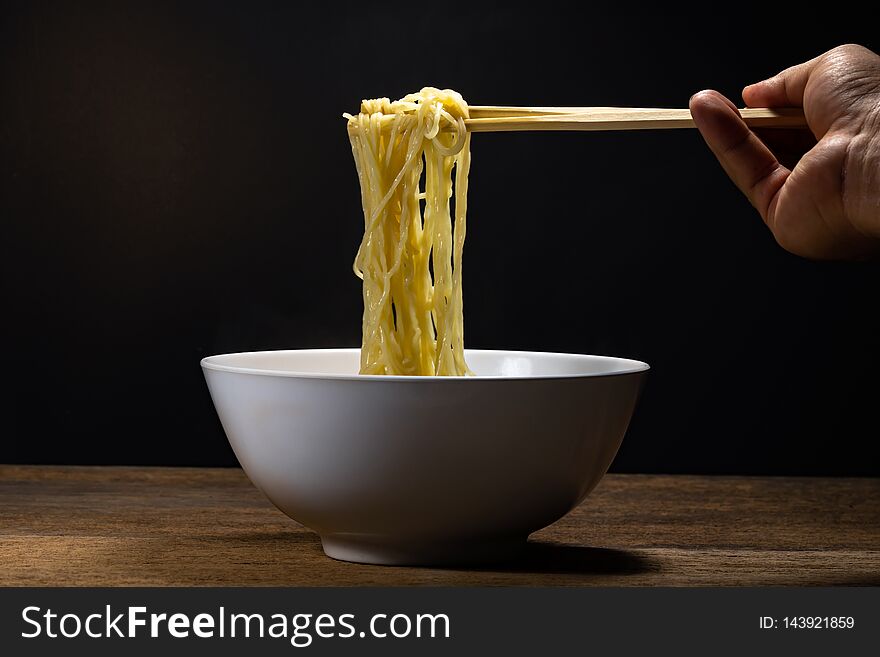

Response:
(1, 2), (877, 474)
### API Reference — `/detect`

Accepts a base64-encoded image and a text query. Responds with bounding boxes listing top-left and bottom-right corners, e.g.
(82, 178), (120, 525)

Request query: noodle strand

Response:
(345, 87), (472, 376)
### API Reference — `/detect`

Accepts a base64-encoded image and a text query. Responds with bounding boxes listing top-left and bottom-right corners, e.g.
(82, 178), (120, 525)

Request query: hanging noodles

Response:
(344, 88), (472, 376)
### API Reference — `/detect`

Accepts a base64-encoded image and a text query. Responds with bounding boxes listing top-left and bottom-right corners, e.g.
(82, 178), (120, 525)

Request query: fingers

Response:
(742, 54), (822, 107)
(689, 90), (790, 222)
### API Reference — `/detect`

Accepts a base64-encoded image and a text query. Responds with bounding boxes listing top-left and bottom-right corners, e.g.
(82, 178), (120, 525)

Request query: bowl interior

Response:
(201, 348), (649, 380)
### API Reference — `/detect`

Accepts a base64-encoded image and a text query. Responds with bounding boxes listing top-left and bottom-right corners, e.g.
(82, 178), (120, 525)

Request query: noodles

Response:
(345, 88), (472, 376)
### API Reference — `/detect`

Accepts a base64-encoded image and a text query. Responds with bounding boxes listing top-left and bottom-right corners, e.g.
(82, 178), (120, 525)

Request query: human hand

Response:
(689, 44), (880, 259)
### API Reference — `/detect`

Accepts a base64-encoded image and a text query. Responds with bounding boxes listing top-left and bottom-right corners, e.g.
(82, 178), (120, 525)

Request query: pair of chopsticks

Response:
(465, 106), (807, 132)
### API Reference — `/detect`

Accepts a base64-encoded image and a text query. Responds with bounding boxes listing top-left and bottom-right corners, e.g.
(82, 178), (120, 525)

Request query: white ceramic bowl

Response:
(201, 348), (648, 565)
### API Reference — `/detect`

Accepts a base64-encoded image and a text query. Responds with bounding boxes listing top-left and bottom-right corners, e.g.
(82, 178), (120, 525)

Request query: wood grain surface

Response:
(0, 465), (877, 586)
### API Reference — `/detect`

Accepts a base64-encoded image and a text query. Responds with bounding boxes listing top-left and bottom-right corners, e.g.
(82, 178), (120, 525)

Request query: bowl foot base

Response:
(321, 534), (528, 566)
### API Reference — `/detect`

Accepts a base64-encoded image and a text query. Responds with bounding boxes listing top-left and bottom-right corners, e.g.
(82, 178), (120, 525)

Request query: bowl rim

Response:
(200, 348), (650, 382)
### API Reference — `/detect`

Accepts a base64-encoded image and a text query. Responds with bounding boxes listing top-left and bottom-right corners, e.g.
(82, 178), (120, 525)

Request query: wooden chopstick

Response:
(465, 107), (807, 132)
(469, 106), (628, 117)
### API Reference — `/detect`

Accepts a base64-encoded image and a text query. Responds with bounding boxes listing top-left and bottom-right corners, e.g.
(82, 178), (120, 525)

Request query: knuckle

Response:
(827, 43), (875, 65)
(830, 44), (862, 58)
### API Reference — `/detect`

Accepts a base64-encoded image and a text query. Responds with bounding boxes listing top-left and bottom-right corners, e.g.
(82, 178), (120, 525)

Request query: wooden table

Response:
(1, 465), (877, 586)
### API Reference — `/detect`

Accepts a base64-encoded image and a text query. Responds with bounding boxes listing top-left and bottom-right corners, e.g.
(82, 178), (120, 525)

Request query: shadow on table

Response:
(458, 541), (660, 577)
(224, 532), (658, 578)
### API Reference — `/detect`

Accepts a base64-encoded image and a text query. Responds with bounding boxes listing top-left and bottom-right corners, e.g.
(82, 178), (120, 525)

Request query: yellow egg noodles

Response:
(345, 88), (472, 375)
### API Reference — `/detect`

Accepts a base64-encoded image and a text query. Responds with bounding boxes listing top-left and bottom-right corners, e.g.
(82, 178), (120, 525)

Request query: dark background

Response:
(1, 1), (877, 474)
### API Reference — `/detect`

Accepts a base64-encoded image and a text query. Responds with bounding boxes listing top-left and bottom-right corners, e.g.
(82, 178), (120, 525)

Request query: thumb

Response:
(741, 55), (822, 108)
